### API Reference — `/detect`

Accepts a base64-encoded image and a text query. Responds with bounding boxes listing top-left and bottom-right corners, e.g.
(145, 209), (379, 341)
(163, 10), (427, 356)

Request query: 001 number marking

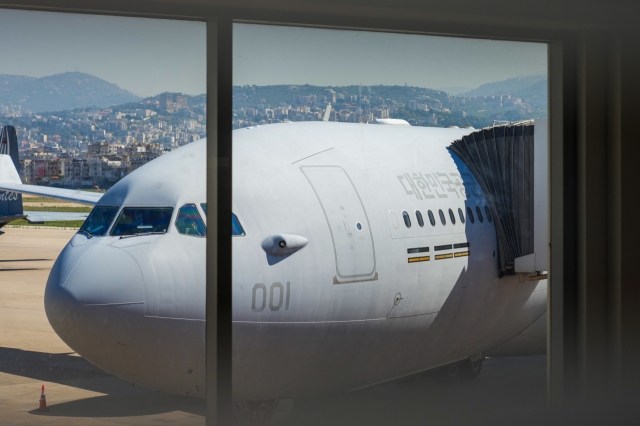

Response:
(252, 282), (290, 312)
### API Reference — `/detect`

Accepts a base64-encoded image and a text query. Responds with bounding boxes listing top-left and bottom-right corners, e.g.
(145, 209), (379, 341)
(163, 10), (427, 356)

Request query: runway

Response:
(0, 227), (552, 425)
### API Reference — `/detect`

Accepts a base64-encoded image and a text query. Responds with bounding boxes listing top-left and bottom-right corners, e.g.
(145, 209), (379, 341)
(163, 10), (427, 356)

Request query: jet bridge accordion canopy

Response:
(449, 121), (535, 277)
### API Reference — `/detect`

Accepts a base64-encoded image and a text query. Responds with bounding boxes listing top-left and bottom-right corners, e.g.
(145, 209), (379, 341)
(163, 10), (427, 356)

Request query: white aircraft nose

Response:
(44, 242), (146, 365)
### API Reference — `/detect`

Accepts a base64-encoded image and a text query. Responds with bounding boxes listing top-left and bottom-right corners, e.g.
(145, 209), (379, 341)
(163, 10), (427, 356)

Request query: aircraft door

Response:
(301, 166), (377, 284)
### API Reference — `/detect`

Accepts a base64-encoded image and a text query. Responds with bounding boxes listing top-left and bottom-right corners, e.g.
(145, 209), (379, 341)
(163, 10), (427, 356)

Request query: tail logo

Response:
(0, 192), (19, 202)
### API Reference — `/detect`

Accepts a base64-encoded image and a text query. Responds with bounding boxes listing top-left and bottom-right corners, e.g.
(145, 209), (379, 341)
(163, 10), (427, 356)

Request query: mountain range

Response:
(0, 72), (141, 112)
(453, 74), (547, 108)
(0, 71), (547, 114)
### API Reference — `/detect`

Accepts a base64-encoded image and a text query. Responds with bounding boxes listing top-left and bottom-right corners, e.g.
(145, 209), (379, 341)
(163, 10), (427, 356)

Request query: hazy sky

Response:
(0, 10), (546, 97)
(234, 24), (547, 90)
(0, 9), (206, 97)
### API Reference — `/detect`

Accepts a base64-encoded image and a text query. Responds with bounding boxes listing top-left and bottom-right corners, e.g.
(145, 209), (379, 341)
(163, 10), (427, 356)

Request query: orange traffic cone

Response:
(38, 385), (48, 412)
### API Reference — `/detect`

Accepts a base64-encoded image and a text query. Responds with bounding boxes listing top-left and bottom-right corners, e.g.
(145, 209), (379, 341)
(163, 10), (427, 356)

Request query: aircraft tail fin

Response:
(0, 126), (24, 227)
(322, 104), (332, 122)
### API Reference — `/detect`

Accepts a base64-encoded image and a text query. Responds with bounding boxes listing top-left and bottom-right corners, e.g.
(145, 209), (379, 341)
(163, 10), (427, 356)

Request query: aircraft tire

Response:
(434, 363), (459, 385)
(459, 358), (483, 381)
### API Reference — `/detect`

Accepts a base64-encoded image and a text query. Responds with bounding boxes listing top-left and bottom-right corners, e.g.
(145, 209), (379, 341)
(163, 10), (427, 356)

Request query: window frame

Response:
(4, 4), (576, 414)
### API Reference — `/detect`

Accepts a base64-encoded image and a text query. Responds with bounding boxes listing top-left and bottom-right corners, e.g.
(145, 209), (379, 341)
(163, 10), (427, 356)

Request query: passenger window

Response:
(467, 207), (475, 224)
(232, 213), (245, 236)
(175, 204), (207, 237)
(79, 206), (119, 237)
(111, 207), (173, 236)
(476, 206), (484, 223)
(402, 211), (411, 228)
(438, 209), (446, 225)
(458, 208), (465, 224)
(485, 206), (493, 222)
(428, 210), (436, 226)
(200, 203), (207, 215)
(416, 210), (424, 227)
(448, 208), (456, 225)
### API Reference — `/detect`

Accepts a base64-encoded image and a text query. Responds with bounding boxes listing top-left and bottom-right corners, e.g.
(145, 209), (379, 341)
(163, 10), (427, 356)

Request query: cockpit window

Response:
(196, 204), (244, 236)
(175, 204), (207, 237)
(79, 206), (118, 237)
(111, 207), (173, 237)
(232, 213), (245, 236)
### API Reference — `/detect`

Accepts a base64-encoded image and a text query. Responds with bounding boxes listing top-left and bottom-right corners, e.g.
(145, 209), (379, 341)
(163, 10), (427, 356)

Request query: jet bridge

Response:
(449, 119), (548, 277)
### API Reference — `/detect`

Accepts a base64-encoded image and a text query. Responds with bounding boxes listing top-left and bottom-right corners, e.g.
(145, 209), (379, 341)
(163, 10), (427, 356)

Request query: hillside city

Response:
(3, 92), (206, 188)
(0, 75), (546, 189)
(232, 82), (546, 131)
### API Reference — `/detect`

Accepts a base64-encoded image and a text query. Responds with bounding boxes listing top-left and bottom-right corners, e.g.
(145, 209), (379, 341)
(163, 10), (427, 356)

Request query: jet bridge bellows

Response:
(449, 120), (547, 276)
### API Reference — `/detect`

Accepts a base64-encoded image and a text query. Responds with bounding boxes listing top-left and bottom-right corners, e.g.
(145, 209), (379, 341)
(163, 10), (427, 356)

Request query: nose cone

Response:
(45, 241), (146, 358)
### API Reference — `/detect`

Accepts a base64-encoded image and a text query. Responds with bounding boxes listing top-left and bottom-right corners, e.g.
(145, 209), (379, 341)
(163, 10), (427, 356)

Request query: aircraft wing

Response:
(0, 154), (102, 206)
(0, 182), (102, 206)
(23, 211), (90, 223)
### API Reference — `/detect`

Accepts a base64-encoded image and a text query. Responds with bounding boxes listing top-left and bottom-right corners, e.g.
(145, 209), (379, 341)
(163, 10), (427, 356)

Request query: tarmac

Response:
(0, 226), (557, 425)
(0, 227), (204, 425)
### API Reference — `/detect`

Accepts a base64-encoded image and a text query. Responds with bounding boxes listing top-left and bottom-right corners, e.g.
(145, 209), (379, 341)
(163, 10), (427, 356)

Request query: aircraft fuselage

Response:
(43, 122), (547, 400)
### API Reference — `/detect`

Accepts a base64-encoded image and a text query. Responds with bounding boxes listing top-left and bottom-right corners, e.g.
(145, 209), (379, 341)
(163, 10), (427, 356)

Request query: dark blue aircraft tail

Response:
(0, 126), (24, 229)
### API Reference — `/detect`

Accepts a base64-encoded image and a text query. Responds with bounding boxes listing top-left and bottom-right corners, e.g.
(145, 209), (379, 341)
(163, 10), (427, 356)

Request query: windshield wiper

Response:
(119, 231), (166, 240)
(77, 229), (94, 239)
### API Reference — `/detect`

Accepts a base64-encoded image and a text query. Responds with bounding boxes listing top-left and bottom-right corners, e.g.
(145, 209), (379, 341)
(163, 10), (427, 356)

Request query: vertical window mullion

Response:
(206, 15), (234, 426)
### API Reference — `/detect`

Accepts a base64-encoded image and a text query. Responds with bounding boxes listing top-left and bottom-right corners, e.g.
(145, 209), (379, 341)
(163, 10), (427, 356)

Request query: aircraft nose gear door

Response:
(301, 166), (377, 284)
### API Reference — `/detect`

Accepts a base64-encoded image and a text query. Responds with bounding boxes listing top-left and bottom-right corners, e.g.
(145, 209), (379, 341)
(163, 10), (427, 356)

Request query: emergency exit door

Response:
(301, 166), (377, 284)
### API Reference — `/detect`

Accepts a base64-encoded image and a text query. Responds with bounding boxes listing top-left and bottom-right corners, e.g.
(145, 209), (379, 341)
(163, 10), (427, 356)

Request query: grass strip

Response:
(23, 206), (92, 213)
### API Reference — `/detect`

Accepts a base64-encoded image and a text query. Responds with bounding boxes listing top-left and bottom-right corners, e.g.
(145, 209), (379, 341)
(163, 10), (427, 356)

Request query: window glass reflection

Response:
(176, 204), (207, 237)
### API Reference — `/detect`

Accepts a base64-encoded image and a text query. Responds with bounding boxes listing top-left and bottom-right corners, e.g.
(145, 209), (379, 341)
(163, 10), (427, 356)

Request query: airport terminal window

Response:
(449, 208), (456, 225)
(232, 213), (245, 236)
(416, 210), (424, 227)
(402, 211), (411, 228)
(467, 207), (475, 224)
(485, 206), (493, 223)
(79, 206), (119, 237)
(111, 207), (174, 236)
(439, 209), (446, 225)
(458, 208), (465, 224)
(476, 206), (484, 223)
(175, 204), (207, 237)
(428, 210), (436, 226)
